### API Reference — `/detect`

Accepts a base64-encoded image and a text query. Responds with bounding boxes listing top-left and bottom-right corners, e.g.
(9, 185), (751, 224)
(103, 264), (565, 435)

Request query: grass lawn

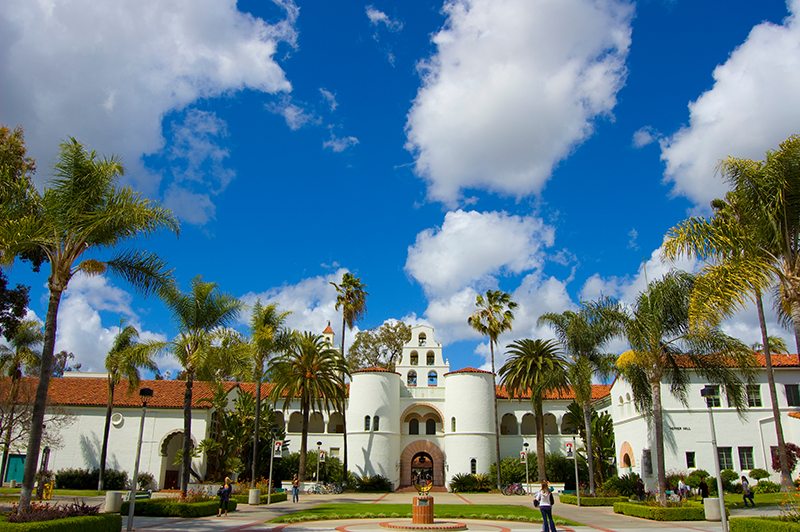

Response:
(0, 488), (107, 497)
(270, 503), (584, 525)
(723, 492), (786, 508)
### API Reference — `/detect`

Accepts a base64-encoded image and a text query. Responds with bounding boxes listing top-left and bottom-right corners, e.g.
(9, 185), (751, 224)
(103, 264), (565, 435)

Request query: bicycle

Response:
(501, 483), (526, 496)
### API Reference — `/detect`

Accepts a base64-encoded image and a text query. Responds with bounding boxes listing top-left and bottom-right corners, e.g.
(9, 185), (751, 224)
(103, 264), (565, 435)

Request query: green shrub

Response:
(0, 514), (122, 532)
(749, 468), (770, 481)
(232, 491), (288, 504)
(721, 469), (739, 493)
(560, 494), (627, 506)
(137, 472), (155, 490)
(600, 473), (639, 497)
(449, 473), (478, 493)
(490, 457), (526, 485)
(119, 499), (238, 518)
(665, 470), (687, 492)
(753, 480), (781, 494)
(613, 502), (705, 521)
(474, 474), (493, 492)
(353, 475), (392, 492)
(730, 517), (800, 532)
(685, 469), (710, 489)
(54, 468), (128, 491)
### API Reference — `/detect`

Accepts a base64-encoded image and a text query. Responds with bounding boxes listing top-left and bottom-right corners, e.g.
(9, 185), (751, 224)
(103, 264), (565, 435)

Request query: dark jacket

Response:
(219, 484), (232, 502)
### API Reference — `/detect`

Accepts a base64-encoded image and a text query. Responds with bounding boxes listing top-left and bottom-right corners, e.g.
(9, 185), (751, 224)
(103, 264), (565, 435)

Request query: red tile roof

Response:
(351, 366), (400, 375)
(444, 367), (492, 376)
(323, 324), (335, 334)
(496, 384), (612, 401)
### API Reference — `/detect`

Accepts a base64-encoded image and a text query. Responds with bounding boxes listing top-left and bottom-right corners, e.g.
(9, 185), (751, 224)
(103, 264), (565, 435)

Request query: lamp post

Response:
(127, 388), (153, 532)
(267, 428), (279, 506)
(316, 441), (322, 487)
(523, 442), (530, 494)
(573, 435), (580, 508)
(701, 386), (728, 532)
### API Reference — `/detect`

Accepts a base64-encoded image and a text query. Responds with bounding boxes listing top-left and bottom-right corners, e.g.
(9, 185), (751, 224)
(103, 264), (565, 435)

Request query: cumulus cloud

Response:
(659, 1), (800, 207)
(265, 98), (320, 130)
(323, 131), (359, 152)
(51, 274), (168, 373)
(406, 210), (555, 298)
(632, 126), (659, 148)
(405, 0), (633, 205)
(0, 0), (297, 206)
(366, 6), (403, 32)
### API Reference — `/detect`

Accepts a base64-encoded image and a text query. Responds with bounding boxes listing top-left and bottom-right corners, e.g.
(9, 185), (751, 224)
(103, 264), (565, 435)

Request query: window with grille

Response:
(738, 447), (754, 470)
(747, 385), (762, 407)
(705, 386), (721, 407)
(686, 452), (695, 469)
(786, 384), (800, 407)
(470, 458), (476, 474)
(364, 416), (370, 431)
(718, 447), (734, 470)
(374, 416), (380, 431)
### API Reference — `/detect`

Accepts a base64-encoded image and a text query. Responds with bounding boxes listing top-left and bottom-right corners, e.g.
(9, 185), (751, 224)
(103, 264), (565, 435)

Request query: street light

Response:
(127, 388), (153, 532)
(572, 435), (580, 508)
(701, 385), (728, 532)
(267, 428), (279, 506)
(523, 443), (530, 495)
(316, 441), (322, 487)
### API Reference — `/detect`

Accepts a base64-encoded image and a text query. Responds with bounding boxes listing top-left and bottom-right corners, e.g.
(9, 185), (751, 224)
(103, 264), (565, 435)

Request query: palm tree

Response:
(248, 300), (291, 486)
(97, 321), (158, 490)
(499, 338), (569, 481)
(0, 319), (43, 483)
(610, 271), (755, 504)
(0, 138), (179, 507)
(330, 272), (368, 482)
(538, 298), (618, 496)
(268, 331), (349, 481)
(468, 289), (517, 490)
(137, 275), (244, 494)
(664, 188), (796, 490)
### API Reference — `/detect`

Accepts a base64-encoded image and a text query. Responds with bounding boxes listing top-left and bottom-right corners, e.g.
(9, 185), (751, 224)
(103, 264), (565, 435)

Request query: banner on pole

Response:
(520, 451), (526, 463)
(565, 442), (574, 459)
(274, 440), (283, 457)
(320, 450), (326, 462)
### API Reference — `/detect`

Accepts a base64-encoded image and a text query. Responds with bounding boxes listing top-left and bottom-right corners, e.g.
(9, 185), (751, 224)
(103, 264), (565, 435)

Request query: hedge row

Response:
(232, 491), (288, 505)
(0, 515), (121, 532)
(119, 499), (237, 518)
(730, 518), (800, 532)
(613, 502), (705, 521)
(559, 494), (628, 506)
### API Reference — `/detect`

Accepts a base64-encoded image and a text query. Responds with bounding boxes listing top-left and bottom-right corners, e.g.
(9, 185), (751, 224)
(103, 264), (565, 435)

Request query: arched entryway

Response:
(411, 452), (433, 485)
(400, 440), (445, 487)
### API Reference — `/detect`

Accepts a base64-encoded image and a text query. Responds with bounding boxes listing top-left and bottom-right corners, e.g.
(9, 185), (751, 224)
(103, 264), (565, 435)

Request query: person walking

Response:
(633, 477), (645, 501)
(741, 476), (755, 508)
(678, 478), (688, 501)
(292, 474), (300, 503)
(535, 481), (557, 532)
(217, 477), (232, 517)
(699, 477), (709, 499)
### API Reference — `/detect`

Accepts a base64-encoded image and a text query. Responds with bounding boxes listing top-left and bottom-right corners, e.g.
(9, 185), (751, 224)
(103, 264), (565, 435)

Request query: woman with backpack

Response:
(534, 480), (557, 532)
(741, 476), (755, 508)
(217, 477), (232, 517)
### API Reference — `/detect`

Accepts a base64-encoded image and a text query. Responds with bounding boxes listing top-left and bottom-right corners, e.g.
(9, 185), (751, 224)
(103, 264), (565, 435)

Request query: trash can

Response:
(104, 491), (123, 513)
(704, 497), (721, 521)
(249, 488), (261, 505)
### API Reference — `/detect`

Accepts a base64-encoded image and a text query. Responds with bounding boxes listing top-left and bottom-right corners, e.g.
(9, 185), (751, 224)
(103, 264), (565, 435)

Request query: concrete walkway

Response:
(103, 492), (783, 532)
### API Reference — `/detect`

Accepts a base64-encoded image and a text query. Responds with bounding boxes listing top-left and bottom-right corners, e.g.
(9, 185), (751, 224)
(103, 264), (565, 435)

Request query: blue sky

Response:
(1, 0), (798, 376)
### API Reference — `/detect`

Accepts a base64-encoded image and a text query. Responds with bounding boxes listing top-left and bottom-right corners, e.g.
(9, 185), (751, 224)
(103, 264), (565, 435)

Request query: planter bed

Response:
(613, 501), (705, 521)
(559, 495), (628, 506)
(0, 514), (121, 532)
(233, 492), (287, 505)
(731, 517), (800, 532)
(120, 499), (237, 518)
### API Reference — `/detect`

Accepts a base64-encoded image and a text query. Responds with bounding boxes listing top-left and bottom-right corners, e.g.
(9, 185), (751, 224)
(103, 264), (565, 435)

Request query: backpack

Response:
(550, 492), (555, 505)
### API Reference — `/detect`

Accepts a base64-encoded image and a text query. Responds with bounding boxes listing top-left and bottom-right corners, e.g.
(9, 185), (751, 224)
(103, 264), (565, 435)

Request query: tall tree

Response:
(347, 320), (411, 371)
(538, 298), (618, 496)
(136, 275), (244, 495)
(664, 188), (796, 489)
(0, 138), (179, 508)
(468, 289), (517, 491)
(330, 272), (368, 483)
(248, 300), (291, 486)
(268, 331), (349, 481)
(0, 319), (43, 482)
(97, 322), (158, 490)
(609, 271), (755, 504)
(499, 338), (569, 482)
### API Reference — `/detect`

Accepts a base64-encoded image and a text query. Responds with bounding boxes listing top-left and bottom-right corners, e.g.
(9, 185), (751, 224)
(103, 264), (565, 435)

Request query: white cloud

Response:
(628, 228), (639, 250)
(323, 132), (359, 152)
(319, 89), (338, 111)
(0, 0), (297, 202)
(632, 126), (659, 148)
(366, 6), (403, 32)
(265, 98), (320, 130)
(405, 0), (633, 206)
(52, 274), (167, 373)
(240, 268), (361, 351)
(659, 1), (800, 207)
(405, 210), (555, 298)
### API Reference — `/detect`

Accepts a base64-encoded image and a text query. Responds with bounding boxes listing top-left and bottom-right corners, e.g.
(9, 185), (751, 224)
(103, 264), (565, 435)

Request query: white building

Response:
(6, 325), (610, 490)
(611, 354), (800, 488)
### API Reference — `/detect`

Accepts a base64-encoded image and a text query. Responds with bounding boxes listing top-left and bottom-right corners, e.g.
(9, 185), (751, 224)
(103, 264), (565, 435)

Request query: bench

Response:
(123, 490), (152, 502)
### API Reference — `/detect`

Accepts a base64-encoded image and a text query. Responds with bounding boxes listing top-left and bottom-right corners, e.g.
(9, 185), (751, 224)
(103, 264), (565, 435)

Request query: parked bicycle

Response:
(306, 482), (343, 495)
(501, 483), (526, 496)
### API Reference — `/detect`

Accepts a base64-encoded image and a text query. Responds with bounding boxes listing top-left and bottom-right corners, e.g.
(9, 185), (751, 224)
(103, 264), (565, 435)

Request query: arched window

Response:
(408, 371), (417, 386)
(470, 458), (477, 474)
(427, 352), (435, 365)
(409, 418), (419, 435)
(418, 332), (427, 346)
(500, 413), (518, 435)
(428, 371), (438, 386)
(520, 413), (536, 435)
(364, 415), (371, 431)
(426, 419), (436, 434)
(410, 351), (419, 366)
(451, 417), (456, 432)
(374, 415), (380, 431)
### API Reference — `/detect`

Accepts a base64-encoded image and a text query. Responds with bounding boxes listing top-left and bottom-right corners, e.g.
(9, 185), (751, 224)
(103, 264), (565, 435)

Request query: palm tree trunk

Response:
(534, 399), (546, 481)
(651, 380), (667, 506)
(756, 294), (793, 490)
(298, 399), (309, 481)
(98, 377), (115, 490)
(582, 401), (596, 496)
(340, 316), (348, 485)
(791, 299), (800, 355)
(19, 287), (62, 509)
(181, 371), (194, 496)
(252, 373), (262, 487)
(490, 340), (502, 491)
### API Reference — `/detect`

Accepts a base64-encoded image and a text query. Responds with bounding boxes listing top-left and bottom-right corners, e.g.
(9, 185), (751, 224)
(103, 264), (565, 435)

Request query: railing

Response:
(403, 387), (445, 399)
